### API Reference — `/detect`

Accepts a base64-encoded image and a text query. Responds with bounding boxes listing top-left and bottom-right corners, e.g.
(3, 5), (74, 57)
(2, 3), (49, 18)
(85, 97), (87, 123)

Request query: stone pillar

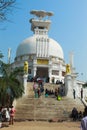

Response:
(33, 67), (37, 77)
(48, 68), (52, 83)
(64, 74), (73, 98)
(59, 70), (62, 81)
(71, 73), (79, 98)
(48, 60), (52, 83)
(33, 59), (37, 77)
(23, 74), (28, 96)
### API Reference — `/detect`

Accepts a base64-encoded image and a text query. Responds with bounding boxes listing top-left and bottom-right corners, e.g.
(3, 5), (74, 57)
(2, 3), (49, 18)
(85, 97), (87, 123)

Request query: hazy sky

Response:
(0, 0), (87, 81)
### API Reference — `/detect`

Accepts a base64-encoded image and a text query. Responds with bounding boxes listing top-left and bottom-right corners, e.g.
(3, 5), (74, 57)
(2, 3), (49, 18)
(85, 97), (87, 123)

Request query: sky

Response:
(0, 0), (87, 81)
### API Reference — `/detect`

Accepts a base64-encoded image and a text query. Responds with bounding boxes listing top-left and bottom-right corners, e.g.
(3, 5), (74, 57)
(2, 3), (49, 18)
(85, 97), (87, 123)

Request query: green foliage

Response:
(0, 51), (4, 59)
(0, 61), (24, 106)
(83, 82), (87, 88)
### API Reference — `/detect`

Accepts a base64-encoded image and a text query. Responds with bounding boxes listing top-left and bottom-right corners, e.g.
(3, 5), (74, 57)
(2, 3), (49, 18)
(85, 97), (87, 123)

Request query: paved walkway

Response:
(1, 121), (81, 130)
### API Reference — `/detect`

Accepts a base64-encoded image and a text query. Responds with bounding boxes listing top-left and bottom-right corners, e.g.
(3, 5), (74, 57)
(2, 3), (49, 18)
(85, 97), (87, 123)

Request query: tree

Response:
(0, 61), (24, 107)
(83, 82), (87, 88)
(0, 0), (16, 22)
(0, 51), (3, 59)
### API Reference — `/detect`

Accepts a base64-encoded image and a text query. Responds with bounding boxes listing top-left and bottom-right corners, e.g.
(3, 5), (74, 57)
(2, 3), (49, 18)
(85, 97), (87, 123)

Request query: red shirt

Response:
(10, 108), (16, 117)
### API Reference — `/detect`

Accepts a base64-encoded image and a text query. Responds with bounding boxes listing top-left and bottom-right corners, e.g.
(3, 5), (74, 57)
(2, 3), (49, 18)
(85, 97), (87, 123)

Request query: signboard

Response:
(37, 59), (48, 65)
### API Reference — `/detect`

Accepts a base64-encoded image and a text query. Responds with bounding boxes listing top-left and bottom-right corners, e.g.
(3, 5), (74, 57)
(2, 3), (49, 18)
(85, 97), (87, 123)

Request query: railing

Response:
(81, 98), (87, 107)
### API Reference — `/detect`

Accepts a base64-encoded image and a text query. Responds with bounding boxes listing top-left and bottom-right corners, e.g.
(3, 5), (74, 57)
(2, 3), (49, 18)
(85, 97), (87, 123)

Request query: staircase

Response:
(15, 82), (85, 121)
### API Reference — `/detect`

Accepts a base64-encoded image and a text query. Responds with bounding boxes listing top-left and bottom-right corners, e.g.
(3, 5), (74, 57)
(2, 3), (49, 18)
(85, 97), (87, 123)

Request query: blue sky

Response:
(0, 0), (87, 81)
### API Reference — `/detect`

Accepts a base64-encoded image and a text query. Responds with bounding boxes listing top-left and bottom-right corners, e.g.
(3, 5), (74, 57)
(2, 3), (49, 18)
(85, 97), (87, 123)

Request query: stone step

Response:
(15, 82), (85, 121)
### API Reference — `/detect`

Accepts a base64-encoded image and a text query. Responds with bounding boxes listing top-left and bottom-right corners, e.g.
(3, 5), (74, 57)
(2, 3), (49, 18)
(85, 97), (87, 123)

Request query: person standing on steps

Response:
(5, 107), (10, 122)
(9, 106), (16, 125)
(81, 88), (83, 99)
(71, 107), (78, 121)
(73, 89), (76, 99)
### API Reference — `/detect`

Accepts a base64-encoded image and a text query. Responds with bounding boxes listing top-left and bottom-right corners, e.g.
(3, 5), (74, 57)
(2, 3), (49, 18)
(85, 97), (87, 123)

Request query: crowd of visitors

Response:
(32, 78), (65, 101)
(70, 106), (87, 129)
(70, 107), (82, 121)
(0, 105), (16, 128)
(33, 80), (44, 98)
(70, 106), (87, 123)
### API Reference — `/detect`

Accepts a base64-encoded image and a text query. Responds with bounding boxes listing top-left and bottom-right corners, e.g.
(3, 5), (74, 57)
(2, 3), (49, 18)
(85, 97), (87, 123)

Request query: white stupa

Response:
(12, 10), (66, 83)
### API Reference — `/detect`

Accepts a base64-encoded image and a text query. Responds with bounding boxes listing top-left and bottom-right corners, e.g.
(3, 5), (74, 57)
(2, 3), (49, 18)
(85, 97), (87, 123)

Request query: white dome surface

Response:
(16, 36), (64, 59)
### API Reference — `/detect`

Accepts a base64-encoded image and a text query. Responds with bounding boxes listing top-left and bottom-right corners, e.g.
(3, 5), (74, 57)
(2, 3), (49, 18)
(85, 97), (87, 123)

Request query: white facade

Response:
(12, 10), (66, 83)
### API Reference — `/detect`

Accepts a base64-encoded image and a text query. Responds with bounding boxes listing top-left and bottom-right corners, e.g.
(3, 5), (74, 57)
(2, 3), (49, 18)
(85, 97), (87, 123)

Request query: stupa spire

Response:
(29, 10), (53, 32)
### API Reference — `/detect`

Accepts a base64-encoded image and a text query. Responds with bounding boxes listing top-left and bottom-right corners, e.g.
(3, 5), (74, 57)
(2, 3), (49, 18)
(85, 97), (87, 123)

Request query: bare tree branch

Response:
(0, 0), (16, 22)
